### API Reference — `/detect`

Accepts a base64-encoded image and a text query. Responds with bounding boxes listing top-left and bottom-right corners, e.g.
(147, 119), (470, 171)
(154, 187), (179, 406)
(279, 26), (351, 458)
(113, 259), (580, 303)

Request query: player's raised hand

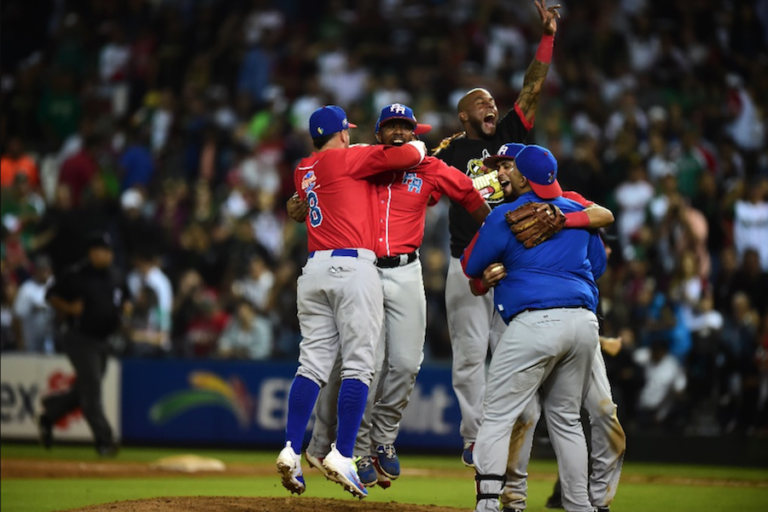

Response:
(535, 0), (561, 36)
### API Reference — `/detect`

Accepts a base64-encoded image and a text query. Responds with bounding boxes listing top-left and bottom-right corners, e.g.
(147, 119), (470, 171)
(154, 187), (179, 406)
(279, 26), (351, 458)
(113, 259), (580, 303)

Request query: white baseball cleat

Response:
(276, 441), (306, 495)
(322, 444), (368, 499)
(305, 450), (342, 484)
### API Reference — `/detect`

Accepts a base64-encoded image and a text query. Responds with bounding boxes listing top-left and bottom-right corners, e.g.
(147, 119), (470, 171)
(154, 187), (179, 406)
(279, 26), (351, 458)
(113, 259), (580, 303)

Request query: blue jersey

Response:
(462, 191), (605, 323)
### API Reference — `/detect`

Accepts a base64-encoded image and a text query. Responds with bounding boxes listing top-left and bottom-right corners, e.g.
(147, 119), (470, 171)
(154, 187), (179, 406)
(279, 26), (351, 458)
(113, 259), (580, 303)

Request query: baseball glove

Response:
(504, 202), (566, 248)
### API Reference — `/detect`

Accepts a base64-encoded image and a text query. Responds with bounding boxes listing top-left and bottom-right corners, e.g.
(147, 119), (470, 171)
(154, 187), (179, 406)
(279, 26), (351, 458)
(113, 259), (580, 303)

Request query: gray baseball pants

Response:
(295, 249), (383, 387)
(446, 256), (506, 444)
(308, 259), (427, 455)
(501, 342), (626, 509)
(474, 308), (599, 512)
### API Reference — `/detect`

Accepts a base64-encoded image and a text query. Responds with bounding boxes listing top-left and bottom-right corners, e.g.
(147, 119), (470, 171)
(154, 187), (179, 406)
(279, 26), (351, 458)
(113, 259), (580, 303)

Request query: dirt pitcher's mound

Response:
(59, 496), (465, 512)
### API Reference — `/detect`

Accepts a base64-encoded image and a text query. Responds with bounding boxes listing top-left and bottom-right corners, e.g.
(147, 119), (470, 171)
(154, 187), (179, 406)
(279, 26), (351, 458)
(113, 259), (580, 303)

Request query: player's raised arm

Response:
(514, 1), (561, 127)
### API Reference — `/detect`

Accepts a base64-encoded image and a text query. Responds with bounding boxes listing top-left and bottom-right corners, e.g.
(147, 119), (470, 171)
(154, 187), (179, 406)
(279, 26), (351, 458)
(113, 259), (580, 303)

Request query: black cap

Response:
(86, 231), (113, 249)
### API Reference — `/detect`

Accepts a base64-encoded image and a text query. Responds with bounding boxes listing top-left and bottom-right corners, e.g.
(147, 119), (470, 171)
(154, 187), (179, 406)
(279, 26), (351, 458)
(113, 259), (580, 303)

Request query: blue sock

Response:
(285, 375), (320, 454)
(336, 378), (369, 457)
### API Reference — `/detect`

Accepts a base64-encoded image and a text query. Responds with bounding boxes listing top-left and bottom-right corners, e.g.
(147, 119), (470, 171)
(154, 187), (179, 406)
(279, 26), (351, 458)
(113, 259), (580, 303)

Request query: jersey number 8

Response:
(307, 191), (323, 227)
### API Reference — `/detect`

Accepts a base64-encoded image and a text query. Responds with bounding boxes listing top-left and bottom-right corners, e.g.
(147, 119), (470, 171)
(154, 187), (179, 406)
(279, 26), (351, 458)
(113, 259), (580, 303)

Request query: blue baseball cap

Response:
(483, 143), (561, 199)
(482, 143), (525, 169)
(375, 103), (432, 135)
(309, 105), (357, 139)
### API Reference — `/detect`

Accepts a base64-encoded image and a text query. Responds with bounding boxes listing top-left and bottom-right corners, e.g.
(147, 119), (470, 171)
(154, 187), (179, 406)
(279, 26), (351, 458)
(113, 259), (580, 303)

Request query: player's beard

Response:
(468, 117), (496, 139)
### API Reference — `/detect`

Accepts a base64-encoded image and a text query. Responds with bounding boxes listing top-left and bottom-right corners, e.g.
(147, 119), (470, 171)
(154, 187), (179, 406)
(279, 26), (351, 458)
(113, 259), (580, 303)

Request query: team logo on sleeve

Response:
(301, 171), (318, 192)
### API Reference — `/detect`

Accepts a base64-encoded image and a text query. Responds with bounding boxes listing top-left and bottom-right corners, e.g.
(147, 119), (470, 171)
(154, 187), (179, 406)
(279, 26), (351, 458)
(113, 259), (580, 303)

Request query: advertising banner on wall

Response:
(121, 359), (462, 449)
(0, 353), (121, 441)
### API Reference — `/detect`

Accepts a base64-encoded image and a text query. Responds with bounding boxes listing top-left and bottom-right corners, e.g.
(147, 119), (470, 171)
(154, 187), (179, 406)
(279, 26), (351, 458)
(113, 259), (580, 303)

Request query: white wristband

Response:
(407, 140), (427, 164)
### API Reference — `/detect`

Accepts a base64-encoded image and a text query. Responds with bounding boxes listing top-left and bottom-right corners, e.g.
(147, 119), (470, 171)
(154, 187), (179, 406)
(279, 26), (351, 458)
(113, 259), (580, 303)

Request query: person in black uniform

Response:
(432, 0), (561, 467)
(38, 232), (129, 457)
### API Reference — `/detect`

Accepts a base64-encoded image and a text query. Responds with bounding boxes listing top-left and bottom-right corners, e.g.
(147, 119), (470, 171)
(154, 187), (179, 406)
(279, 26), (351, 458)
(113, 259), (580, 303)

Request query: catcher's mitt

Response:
(504, 202), (566, 248)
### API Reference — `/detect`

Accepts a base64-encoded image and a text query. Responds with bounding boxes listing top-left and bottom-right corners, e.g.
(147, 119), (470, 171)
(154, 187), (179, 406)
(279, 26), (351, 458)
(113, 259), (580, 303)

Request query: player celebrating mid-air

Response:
(276, 105), (427, 500)
(432, 0), (562, 466)
(288, 103), (490, 488)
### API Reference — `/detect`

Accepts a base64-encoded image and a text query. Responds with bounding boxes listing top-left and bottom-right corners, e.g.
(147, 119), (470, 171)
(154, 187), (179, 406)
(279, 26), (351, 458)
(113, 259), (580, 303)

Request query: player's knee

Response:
(295, 367), (326, 387)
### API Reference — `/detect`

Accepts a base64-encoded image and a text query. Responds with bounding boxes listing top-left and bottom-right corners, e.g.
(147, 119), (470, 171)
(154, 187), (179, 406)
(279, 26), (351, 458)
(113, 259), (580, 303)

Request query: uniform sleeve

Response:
(496, 104), (531, 143)
(461, 212), (507, 278)
(348, 144), (423, 179)
(293, 168), (307, 200)
(587, 232), (607, 281)
(428, 158), (486, 213)
(562, 190), (595, 207)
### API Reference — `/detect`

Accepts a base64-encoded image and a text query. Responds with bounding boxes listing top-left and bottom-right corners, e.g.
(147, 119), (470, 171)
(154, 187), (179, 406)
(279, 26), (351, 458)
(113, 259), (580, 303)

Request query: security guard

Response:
(38, 232), (129, 457)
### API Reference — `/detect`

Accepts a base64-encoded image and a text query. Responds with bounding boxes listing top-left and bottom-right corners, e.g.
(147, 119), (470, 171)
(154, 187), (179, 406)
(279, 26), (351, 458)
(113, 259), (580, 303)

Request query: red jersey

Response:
(371, 156), (485, 257)
(294, 144), (423, 252)
(562, 190), (594, 207)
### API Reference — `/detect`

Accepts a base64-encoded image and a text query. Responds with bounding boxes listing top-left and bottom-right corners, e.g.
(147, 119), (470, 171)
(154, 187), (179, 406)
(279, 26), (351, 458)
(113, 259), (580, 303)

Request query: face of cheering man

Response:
(496, 160), (516, 198)
(458, 88), (500, 139)
(376, 119), (416, 146)
(88, 246), (114, 269)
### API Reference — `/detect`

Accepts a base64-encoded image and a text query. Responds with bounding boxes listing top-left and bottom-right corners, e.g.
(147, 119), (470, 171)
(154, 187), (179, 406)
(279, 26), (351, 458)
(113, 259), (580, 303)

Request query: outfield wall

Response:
(0, 353), (121, 441)
(0, 356), (460, 449)
(120, 358), (462, 448)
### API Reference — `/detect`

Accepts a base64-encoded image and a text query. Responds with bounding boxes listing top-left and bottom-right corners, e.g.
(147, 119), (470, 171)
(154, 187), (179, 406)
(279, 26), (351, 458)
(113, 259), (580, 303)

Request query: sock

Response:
(285, 375), (320, 454)
(335, 378), (369, 457)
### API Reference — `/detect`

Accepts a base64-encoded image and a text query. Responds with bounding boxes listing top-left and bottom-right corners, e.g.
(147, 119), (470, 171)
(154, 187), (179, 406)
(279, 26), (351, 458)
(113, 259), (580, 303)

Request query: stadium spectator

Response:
(1, 137), (39, 189)
(218, 300), (273, 360)
(12, 255), (54, 353)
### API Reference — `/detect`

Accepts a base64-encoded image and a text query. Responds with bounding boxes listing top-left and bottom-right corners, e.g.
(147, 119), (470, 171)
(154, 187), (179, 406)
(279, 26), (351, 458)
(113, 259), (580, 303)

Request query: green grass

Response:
(2, 443), (767, 512)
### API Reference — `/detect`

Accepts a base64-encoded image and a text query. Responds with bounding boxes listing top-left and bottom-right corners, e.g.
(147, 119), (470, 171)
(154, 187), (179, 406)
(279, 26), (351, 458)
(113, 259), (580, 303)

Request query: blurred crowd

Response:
(1, 0), (767, 436)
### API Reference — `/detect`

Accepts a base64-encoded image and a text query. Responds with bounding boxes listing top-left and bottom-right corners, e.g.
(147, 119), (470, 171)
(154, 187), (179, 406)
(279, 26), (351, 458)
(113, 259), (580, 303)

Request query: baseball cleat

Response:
(322, 444), (368, 499)
(375, 444), (400, 479)
(276, 442), (306, 495)
(305, 450), (341, 484)
(462, 442), (475, 467)
(355, 455), (378, 488)
(372, 456), (392, 489)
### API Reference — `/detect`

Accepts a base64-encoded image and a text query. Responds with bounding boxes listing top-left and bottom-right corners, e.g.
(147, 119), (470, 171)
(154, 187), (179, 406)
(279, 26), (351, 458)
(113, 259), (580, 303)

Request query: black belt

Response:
(376, 250), (417, 269)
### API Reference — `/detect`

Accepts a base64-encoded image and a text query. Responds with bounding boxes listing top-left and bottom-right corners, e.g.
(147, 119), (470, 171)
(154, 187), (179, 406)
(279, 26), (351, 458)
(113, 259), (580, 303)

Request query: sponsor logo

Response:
(149, 372), (254, 429)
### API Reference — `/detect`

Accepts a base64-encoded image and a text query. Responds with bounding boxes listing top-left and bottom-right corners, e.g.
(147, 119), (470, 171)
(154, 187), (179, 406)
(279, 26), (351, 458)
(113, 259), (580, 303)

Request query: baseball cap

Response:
(482, 143), (526, 169)
(484, 143), (561, 199)
(86, 231), (113, 249)
(375, 103), (432, 135)
(309, 105), (357, 139)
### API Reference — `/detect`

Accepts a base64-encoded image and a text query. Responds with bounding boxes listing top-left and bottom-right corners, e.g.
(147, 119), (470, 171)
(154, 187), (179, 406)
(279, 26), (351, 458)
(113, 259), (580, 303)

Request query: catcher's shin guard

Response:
(475, 473), (506, 505)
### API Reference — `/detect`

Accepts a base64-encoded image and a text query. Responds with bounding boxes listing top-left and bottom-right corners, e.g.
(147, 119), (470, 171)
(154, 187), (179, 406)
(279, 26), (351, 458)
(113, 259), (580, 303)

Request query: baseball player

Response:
(473, 144), (625, 512)
(432, 0), (562, 465)
(462, 144), (606, 512)
(276, 105), (428, 500)
(288, 103), (491, 488)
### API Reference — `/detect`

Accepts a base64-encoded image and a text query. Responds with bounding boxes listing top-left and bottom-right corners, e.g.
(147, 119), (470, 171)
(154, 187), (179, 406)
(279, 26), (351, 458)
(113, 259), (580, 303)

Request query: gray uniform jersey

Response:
(308, 258), (426, 455)
(501, 342), (626, 510)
